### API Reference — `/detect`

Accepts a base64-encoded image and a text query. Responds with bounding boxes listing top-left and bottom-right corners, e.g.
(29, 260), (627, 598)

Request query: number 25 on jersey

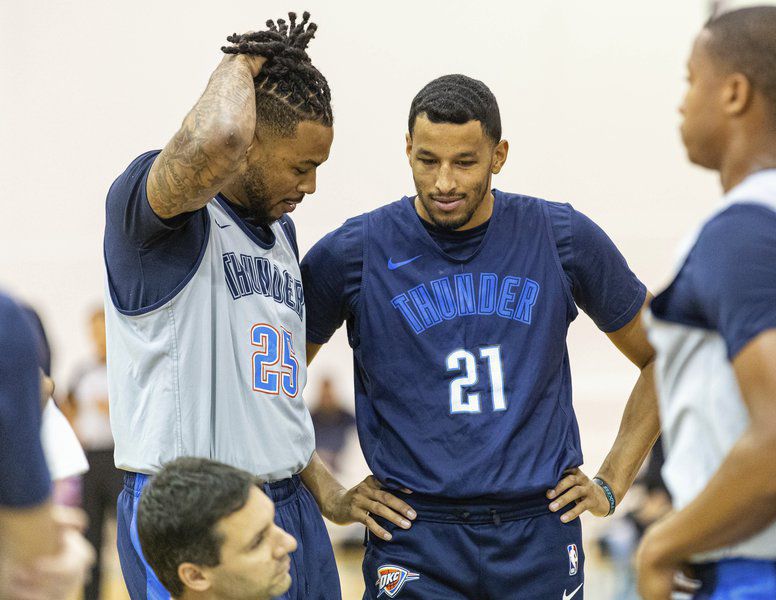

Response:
(251, 323), (299, 398)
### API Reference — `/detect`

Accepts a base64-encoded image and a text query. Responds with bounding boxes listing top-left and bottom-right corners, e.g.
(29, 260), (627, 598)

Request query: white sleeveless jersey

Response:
(646, 170), (776, 562)
(105, 198), (314, 480)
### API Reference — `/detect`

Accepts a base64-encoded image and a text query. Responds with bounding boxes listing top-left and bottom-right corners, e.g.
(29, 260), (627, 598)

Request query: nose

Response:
(434, 163), (455, 195)
(274, 525), (298, 556)
(297, 170), (317, 195)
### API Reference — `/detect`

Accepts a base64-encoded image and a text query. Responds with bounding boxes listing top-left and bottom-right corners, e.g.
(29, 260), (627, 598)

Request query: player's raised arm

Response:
(146, 51), (265, 219)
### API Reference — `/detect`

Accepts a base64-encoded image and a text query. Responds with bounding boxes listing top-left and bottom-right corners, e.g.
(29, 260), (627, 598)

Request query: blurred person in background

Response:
(310, 378), (356, 472)
(638, 6), (776, 599)
(20, 304), (53, 378)
(0, 290), (94, 599)
(61, 307), (123, 600)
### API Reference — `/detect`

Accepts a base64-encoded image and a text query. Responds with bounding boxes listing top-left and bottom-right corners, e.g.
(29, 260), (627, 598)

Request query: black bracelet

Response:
(593, 477), (616, 516)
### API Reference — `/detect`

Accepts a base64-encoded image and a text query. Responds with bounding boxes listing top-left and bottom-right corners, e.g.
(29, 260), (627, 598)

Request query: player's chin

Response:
(430, 208), (471, 231)
(683, 142), (716, 170)
(269, 571), (293, 595)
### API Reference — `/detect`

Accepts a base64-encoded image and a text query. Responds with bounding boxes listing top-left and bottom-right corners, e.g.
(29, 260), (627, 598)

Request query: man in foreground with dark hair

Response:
(105, 12), (410, 599)
(302, 74), (661, 598)
(138, 458), (297, 600)
(636, 6), (776, 599)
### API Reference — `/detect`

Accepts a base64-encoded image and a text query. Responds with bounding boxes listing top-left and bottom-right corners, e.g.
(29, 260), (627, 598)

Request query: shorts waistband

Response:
(693, 558), (776, 589)
(392, 491), (551, 524)
(123, 471), (303, 505)
(262, 474), (302, 506)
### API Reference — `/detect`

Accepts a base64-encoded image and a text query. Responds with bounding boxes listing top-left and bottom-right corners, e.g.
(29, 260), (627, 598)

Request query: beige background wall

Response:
(0, 0), (762, 497)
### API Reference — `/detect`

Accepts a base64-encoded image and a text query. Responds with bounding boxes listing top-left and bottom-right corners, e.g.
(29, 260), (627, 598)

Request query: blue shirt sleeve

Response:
(0, 293), (51, 507)
(691, 203), (776, 359)
(548, 202), (647, 332)
(301, 217), (365, 344)
(104, 150), (208, 312)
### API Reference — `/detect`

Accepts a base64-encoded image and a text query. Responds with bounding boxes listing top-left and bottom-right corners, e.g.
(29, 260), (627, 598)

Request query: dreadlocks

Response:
(222, 11), (333, 136)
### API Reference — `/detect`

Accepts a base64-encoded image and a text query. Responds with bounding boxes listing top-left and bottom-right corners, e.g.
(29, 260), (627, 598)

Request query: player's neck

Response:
(718, 132), (776, 192)
(219, 181), (250, 210)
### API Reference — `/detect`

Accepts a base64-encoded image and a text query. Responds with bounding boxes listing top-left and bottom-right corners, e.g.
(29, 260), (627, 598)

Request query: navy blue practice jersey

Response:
(0, 291), (51, 507)
(303, 191), (645, 499)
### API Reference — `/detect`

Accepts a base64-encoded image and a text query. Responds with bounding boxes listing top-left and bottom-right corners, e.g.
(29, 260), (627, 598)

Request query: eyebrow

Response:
(416, 148), (478, 159)
(300, 159), (321, 167)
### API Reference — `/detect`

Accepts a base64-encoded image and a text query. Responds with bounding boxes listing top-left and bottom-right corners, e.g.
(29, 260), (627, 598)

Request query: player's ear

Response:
(178, 562), (212, 592)
(405, 132), (413, 162)
(491, 139), (509, 174)
(723, 72), (753, 117)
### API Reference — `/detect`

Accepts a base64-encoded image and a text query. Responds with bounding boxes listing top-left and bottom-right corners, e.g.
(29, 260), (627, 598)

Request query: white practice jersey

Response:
(105, 197), (314, 480)
(646, 170), (776, 562)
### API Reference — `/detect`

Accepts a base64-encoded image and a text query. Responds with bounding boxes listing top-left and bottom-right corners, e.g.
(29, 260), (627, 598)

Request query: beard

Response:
(414, 174), (490, 231)
(240, 165), (277, 226)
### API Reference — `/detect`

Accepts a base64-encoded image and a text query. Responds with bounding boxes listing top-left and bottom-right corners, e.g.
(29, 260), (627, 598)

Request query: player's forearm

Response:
(185, 54), (258, 152)
(148, 54), (259, 218)
(299, 451), (346, 517)
(643, 426), (776, 562)
(596, 360), (660, 503)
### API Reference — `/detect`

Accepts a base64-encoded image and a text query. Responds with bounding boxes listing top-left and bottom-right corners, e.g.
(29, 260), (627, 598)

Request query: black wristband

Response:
(593, 477), (616, 516)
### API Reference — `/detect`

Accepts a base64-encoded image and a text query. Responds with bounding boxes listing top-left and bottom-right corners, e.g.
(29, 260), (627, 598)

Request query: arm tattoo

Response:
(147, 57), (256, 219)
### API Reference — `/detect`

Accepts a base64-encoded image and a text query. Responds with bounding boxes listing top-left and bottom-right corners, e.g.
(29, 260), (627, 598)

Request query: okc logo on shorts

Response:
(376, 564), (420, 597)
(567, 543), (578, 576)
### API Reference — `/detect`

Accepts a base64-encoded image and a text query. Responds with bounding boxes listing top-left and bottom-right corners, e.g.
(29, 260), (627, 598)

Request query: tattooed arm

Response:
(147, 53), (265, 219)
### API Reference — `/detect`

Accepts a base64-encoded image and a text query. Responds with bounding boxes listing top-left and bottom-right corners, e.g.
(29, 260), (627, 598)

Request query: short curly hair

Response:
(408, 74), (501, 143)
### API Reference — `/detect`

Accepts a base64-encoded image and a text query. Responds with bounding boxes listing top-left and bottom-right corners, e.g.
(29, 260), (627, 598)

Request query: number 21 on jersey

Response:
(446, 345), (506, 414)
(251, 323), (299, 398)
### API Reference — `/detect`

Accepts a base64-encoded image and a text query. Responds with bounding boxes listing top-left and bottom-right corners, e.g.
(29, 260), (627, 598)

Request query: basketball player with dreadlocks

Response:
(104, 13), (412, 600)
(302, 76), (662, 598)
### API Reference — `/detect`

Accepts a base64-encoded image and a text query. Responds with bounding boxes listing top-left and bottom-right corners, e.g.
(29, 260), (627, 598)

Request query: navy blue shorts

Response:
(692, 558), (776, 599)
(362, 493), (584, 599)
(117, 472), (341, 599)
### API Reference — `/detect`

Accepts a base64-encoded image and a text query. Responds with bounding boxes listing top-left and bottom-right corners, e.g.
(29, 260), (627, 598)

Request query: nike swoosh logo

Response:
(562, 583), (583, 600)
(214, 219), (231, 229)
(388, 255), (422, 270)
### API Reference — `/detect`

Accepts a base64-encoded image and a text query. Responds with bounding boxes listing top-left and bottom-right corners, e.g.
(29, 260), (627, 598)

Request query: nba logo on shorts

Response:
(376, 564), (420, 597)
(567, 544), (578, 576)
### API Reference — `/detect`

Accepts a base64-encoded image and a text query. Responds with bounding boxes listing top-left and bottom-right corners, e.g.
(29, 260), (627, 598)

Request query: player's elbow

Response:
(181, 113), (253, 163)
(206, 120), (253, 160)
